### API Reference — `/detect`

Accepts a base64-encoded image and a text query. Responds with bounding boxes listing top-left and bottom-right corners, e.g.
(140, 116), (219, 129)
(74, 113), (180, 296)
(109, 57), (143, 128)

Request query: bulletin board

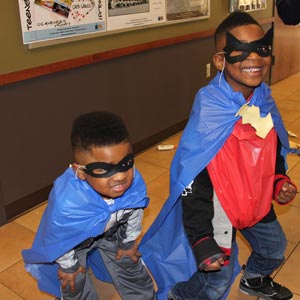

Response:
(18, 0), (211, 46)
(1, 0), (274, 84)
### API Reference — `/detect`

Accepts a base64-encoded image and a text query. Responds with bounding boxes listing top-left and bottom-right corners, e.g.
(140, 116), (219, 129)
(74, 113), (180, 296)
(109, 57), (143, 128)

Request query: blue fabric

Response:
(22, 167), (149, 297)
(139, 73), (290, 300)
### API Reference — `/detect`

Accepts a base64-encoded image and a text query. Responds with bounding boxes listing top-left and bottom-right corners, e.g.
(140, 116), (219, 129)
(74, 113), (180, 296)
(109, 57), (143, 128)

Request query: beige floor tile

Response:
(0, 282), (24, 300)
(136, 145), (175, 169)
(92, 275), (120, 300)
(271, 88), (295, 103)
(287, 89), (300, 102)
(277, 100), (300, 113)
(286, 154), (300, 172)
(14, 203), (47, 233)
(274, 243), (300, 297)
(286, 160), (300, 180)
(274, 202), (300, 244)
(293, 116), (300, 124)
(134, 159), (168, 183)
(0, 260), (54, 300)
(288, 123), (300, 146)
(279, 108), (300, 123)
(143, 194), (165, 232)
(147, 172), (170, 200)
(0, 222), (35, 272)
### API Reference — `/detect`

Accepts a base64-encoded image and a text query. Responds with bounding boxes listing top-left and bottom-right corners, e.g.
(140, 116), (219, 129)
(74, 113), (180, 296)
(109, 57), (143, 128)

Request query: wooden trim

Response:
(5, 185), (53, 222)
(0, 29), (214, 86)
(0, 17), (274, 86)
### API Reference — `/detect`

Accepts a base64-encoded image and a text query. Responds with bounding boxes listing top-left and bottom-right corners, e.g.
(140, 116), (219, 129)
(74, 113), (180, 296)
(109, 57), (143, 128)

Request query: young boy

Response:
(139, 11), (298, 300)
(22, 111), (156, 300)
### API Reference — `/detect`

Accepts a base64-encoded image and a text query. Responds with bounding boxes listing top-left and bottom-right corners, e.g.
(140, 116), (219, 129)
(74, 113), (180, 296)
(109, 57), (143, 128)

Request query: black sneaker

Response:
(240, 276), (293, 300)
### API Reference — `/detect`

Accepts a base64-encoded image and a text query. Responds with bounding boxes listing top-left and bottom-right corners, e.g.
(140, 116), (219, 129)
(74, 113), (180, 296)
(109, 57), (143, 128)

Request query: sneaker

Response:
(240, 276), (293, 300)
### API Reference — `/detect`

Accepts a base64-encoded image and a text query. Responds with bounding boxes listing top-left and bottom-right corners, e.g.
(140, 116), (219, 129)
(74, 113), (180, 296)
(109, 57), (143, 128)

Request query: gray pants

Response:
(61, 237), (156, 300)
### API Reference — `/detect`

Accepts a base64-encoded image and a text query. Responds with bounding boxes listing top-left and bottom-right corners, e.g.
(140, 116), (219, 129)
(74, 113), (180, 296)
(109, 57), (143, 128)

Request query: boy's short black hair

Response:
(214, 11), (261, 49)
(71, 111), (129, 151)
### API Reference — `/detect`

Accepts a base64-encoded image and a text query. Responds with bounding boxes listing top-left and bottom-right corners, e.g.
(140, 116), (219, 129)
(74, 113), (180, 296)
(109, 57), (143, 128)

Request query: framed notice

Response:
(166, 0), (210, 22)
(19, 0), (106, 44)
(106, 0), (165, 31)
(229, 0), (267, 13)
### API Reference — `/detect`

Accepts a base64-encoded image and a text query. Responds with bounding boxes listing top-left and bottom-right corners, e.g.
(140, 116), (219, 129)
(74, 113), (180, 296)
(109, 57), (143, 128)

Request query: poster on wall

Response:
(106, 0), (166, 31)
(229, 0), (267, 13)
(18, 0), (106, 44)
(166, 0), (210, 22)
(18, 0), (211, 45)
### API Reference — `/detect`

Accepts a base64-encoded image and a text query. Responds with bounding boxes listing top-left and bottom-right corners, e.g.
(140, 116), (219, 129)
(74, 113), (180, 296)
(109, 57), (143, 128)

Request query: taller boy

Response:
(140, 11), (297, 300)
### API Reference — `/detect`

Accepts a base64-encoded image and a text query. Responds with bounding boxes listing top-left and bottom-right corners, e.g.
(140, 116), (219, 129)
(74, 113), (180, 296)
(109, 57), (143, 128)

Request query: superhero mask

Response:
(223, 27), (273, 64)
(82, 153), (134, 178)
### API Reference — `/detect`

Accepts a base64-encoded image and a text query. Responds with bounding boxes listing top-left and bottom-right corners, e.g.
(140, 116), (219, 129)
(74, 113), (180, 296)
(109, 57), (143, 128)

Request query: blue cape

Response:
(139, 73), (291, 300)
(22, 167), (149, 297)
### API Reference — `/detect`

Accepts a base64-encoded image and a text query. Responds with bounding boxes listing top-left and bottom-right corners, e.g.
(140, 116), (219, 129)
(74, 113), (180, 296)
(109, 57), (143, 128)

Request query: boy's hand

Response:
(277, 182), (298, 204)
(203, 257), (225, 272)
(115, 242), (141, 263)
(58, 265), (86, 292)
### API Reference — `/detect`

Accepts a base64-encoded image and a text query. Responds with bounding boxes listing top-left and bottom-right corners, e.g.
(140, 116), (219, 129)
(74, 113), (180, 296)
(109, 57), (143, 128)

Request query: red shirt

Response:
(207, 118), (277, 229)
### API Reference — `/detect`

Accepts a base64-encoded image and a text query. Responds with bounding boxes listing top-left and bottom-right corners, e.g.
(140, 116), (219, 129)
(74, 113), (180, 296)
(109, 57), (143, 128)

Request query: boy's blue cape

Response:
(139, 73), (290, 300)
(22, 167), (149, 297)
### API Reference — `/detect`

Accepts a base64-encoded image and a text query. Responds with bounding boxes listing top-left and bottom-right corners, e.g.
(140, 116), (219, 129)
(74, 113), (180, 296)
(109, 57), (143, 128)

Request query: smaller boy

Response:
(22, 111), (156, 300)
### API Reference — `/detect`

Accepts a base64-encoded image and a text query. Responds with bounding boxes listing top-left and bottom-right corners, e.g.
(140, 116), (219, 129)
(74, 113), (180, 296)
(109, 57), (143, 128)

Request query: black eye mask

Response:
(83, 153), (134, 178)
(223, 27), (273, 64)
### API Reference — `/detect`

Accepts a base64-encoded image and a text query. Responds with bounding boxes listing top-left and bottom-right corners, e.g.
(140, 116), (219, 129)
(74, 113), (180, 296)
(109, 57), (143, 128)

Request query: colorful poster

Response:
(106, 0), (166, 31)
(18, 0), (212, 45)
(18, 0), (106, 44)
(166, 0), (209, 21)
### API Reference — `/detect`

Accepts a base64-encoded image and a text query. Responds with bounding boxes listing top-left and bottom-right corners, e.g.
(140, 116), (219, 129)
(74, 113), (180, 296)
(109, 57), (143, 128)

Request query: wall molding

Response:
(3, 119), (187, 225)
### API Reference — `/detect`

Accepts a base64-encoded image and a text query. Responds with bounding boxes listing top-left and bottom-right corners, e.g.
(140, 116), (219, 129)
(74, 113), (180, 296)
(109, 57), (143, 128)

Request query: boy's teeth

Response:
(243, 67), (260, 72)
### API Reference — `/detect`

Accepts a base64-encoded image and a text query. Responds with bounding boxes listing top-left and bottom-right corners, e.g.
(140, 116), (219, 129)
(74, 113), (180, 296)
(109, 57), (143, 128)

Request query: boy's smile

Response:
(214, 24), (272, 99)
(74, 141), (134, 199)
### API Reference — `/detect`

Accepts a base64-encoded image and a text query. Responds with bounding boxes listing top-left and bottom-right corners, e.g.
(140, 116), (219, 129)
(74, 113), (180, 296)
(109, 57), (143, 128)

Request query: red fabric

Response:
(207, 119), (277, 229)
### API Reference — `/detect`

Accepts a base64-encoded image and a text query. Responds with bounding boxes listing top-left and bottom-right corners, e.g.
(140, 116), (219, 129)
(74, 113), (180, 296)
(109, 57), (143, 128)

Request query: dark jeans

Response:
(240, 219), (287, 276)
(172, 219), (287, 300)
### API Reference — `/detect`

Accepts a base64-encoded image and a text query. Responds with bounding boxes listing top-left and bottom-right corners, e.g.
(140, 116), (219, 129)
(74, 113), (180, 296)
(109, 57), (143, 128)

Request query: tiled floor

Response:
(1, 72), (300, 300)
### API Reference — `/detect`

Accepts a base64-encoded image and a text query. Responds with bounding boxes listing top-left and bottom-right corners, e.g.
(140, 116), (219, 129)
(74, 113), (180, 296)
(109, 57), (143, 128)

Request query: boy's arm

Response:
(56, 250), (86, 292)
(56, 249), (79, 271)
(182, 168), (226, 270)
(274, 136), (298, 204)
(115, 208), (144, 262)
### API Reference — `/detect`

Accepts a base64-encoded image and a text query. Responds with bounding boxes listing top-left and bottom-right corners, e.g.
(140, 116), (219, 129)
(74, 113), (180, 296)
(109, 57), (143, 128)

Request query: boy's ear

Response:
(213, 54), (225, 71)
(72, 163), (87, 180)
